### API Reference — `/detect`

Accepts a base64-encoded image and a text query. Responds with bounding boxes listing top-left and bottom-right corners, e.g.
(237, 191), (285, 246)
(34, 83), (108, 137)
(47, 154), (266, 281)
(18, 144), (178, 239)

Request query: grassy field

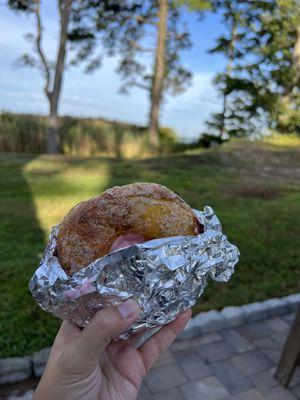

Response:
(1, 138), (300, 357)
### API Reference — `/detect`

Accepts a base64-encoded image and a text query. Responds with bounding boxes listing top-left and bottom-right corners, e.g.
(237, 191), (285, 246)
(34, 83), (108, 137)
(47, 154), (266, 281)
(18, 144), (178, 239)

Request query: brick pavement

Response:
(140, 313), (299, 400)
(1, 313), (299, 400)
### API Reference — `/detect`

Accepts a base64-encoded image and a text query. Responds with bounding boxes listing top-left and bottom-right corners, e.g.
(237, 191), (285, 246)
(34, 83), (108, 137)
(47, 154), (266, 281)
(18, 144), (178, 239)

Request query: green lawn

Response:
(1, 139), (300, 357)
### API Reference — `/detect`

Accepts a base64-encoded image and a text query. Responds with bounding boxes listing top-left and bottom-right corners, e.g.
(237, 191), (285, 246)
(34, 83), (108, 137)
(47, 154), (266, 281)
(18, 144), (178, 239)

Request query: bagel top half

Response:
(57, 182), (202, 275)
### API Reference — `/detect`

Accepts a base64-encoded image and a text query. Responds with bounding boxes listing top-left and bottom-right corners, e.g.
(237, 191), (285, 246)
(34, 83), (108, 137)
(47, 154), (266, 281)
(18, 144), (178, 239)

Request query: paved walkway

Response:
(1, 313), (299, 400)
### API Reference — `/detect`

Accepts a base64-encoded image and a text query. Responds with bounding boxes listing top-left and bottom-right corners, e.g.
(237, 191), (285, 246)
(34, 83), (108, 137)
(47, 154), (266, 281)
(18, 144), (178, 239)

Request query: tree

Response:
(8, 0), (74, 153)
(204, 0), (300, 140)
(258, 0), (300, 133)
(7, 0), (139, 153)
(149, 0), (168, 149)
(107, 0), (198, 151)
(203, 0), (262, 140)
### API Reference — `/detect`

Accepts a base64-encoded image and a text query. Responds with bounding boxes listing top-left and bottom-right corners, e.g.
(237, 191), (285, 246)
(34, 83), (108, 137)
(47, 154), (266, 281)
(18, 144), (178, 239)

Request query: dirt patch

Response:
(223, 185), (281, 200)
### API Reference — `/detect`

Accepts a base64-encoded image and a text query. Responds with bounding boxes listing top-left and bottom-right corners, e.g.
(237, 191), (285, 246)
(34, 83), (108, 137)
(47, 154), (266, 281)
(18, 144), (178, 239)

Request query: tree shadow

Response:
(112, 122), (124, 159)
(0, 154), (59, 358)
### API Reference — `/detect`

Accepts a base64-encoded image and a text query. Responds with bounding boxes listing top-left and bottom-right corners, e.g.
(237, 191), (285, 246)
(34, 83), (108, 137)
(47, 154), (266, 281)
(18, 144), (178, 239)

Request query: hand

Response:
(34, 300), (191, 400)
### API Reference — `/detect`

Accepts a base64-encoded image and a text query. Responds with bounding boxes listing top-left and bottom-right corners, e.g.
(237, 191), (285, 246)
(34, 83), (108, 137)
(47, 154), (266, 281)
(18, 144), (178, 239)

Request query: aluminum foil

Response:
(29, 206), (240, 339)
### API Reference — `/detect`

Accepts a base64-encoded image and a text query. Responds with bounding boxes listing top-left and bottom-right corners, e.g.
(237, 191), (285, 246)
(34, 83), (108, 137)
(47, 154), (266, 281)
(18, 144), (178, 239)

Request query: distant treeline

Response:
(0, 112), (180, 158)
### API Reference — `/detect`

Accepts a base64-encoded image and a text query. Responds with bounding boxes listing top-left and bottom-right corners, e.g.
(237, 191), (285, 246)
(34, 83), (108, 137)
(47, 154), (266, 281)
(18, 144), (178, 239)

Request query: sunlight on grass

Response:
(263, 133), (300, 147)
(24, 156), (111, 233)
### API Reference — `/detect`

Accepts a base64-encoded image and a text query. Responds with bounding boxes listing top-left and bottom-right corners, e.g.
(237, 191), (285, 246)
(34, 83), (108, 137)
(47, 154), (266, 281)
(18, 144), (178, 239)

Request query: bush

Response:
(158, 126), (179, 153)
(0, 112), (179, 158)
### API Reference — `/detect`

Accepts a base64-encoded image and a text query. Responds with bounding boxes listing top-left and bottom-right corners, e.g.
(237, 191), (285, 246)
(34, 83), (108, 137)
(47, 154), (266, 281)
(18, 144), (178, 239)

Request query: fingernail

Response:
(118, 299), (140, 320)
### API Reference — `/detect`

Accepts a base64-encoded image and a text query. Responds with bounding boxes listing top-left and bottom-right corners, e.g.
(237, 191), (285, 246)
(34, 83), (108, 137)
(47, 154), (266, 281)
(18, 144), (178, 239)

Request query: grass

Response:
(1, 137), (300, 357)
(0, 112), (178, 157)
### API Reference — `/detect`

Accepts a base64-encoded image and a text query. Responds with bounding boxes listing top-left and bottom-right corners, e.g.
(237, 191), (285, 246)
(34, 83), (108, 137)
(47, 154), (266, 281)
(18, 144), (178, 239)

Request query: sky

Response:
(0, 2), (226, 142)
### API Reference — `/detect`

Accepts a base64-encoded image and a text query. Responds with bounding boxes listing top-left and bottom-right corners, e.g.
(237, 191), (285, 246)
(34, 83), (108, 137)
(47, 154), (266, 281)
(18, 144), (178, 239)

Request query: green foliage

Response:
(205, 0), (300, 139)
(1, 139), (300, 357)
(105, 1), (194, 97)
(7, 0), (34, 12)
(0, 112), (181, 157)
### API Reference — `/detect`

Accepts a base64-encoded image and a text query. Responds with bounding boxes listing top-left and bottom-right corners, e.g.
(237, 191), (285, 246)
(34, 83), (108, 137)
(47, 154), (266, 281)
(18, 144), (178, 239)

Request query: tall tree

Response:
(212, 1), (238, 139)
(107, 0), (199, 151)
(8, 0), (74, 153)
(202, 0), (261, 140)
(149, 0), (168, 148)
(7, 0), (139, 153)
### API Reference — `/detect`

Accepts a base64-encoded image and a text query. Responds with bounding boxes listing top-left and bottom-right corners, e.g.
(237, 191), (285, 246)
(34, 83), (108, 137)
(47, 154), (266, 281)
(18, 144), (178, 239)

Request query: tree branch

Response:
(129, 40), (155, 52)
(33, 0), (51, 98)
(130, 80), (151, 91)
(124, 14), (157, 26)
(16, 0), (35, 12)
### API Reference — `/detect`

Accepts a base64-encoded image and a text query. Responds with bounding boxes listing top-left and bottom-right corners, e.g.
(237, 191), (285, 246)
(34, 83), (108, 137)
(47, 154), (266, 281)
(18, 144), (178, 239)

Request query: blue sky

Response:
(0, 2), (226, 141)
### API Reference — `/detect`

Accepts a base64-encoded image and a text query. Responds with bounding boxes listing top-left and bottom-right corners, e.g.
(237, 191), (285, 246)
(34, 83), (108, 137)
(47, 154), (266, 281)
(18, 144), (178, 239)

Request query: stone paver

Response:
(145, 363), (187, 394)
(151, 388), (182, 400)
(197, 340), (236, 362)
(290, 383), (300, 398)
(2, 313), (300, 400)
(153, 350), (175, 367)
(261, 348), (281, 363)
(210, 360), (253, 395)
(32, 347), (51, 377)
(282, 313), (295, 325)
(289, 367), (300, 387)
(170, 331), (222, 352)
(180, 376), (229, 400)
(226, 388), (266, 400)
(259, 385), (297, 400)
(137, 382), (152, 400)
(7, 390), (34, 400)
(238, 321), (274, 340)
(271, 330), (289, 346)
(221, 328), (254, 353)
(250, 368), (279, 389)
(252, 336), (281, 363)
(266, 317), (290, 332)
(252, 336), (280, 350)
(231, 349), (274, 376)
(0, 357), (31, 385)
(174, 348), (212, 380)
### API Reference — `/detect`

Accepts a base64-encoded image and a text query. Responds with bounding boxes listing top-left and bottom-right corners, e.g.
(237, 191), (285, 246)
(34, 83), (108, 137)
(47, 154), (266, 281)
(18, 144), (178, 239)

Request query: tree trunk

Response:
(148, 0), (168, 151)
(46, 0), (72, 154)
(47, 102), (60, 154)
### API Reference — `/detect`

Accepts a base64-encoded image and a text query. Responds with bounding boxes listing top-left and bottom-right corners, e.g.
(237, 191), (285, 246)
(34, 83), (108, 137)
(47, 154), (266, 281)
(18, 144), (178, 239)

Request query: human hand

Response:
(34, 301), (191, 400)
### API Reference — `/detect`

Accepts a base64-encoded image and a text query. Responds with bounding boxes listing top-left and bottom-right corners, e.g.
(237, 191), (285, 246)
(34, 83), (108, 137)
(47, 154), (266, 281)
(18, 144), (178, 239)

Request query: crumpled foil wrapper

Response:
(29, 206), (240, 339)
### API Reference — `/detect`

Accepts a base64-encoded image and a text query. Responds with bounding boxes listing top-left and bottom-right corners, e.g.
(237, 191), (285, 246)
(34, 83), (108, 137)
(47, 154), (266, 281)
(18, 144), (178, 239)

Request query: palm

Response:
(99, 341), (145, 400)
(37, 310), (190, 400)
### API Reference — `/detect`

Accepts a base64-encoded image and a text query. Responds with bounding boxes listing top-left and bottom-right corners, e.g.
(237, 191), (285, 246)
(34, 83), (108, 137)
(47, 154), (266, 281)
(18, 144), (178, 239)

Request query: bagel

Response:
(57, 183), (202, 275)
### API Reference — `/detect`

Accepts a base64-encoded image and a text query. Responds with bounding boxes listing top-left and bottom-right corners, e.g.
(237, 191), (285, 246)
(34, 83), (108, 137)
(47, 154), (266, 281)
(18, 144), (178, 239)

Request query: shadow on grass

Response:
(0, 154), (60, 358)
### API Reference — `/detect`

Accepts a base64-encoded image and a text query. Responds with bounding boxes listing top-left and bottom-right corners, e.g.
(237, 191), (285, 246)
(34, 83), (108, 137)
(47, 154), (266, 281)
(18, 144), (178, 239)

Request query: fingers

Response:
(74, 299), (140, 364)
(51, 321), (81, 356)
(138, 309), (191, 372)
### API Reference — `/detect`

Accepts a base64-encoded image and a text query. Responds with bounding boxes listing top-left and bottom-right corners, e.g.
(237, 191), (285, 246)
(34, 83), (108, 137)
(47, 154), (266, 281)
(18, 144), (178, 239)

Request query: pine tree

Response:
(203, 0), (262, 140)
(205, 0), (300, 140)
(100, 0), (196, 151)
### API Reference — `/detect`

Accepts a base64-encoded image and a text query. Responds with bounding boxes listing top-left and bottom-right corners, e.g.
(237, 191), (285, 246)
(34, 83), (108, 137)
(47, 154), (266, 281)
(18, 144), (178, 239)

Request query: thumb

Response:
(74, 299), (140, 363)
